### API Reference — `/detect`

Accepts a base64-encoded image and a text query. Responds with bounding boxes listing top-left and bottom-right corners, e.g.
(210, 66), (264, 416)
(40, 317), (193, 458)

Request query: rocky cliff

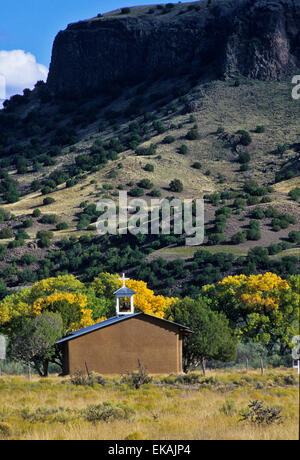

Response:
(47, 0), (300, 96)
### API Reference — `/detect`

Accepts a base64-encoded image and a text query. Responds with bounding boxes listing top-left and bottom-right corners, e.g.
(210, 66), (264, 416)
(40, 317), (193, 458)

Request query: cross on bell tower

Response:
(113, 273), (136, 316)
(120, 273), (129, 288)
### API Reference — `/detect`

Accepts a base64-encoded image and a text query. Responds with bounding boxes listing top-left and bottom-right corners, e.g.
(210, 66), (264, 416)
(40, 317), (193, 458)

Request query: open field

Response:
(0, 369), (298, 440)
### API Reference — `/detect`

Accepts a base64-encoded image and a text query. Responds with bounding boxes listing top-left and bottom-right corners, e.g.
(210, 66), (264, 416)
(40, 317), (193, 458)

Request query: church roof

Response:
(113, 286), (136, 297)
(56, 312), (192, 344)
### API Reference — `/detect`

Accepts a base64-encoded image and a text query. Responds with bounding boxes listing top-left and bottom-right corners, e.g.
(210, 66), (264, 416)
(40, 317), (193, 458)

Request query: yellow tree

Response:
(0, 275), (95, 333)
(203, 272), (299, 350)
(0, 275), (96, 376)
(90, 273), (178, 319)
(124, 279), (178, 318)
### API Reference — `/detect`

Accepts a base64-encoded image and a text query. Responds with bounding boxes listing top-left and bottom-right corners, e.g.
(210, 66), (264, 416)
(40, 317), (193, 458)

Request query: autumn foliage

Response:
(203, 272), (299, 348)
(0, 271), (298, 375)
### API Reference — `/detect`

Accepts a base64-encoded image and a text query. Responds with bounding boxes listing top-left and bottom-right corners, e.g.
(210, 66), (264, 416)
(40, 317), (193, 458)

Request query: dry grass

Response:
(0, 368), (298, 440)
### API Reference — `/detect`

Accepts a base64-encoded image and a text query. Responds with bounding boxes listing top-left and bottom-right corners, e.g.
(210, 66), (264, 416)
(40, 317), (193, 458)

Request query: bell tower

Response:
(113, 273), (136, 316)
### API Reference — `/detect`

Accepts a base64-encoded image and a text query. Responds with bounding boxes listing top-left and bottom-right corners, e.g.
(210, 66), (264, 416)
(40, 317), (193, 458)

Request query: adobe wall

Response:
(66, 315), (182, 375)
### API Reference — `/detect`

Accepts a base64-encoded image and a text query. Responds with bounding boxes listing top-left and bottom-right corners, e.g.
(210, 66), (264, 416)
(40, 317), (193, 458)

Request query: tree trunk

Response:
(260, 358), (264, 376)
(201, 358), (206, 377)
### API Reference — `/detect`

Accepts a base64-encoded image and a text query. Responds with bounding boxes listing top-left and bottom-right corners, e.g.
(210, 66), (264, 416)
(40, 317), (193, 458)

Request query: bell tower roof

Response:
(113, 286), (136, 297)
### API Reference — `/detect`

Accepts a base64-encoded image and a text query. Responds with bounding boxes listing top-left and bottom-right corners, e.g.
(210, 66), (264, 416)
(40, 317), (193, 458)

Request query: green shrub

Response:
(144, 163), (154, 172)
(70, 369), (106, 386)
(83, 401), (134, 422)
(186, 128), (200, 140)
(152, 121), (165, 134)
(214, 221), (226, 233)
(237, 130), (252, 146)
(39, 214), (58, 225)
(37, 230), (53, 240)
(220, 399), (236, 416)
(243, 181), (268, 196)
(169, 179), (183, 192)
(33, 208), (42, 218)
(0, 228), (13, 239)
(276, 144), (288, 155)
(192, 162), (202, 169)
(31, 179), (41, 192)
(122, 360), (152, 389)
(271, 214), (296, 231)
(136, 144), (157, 156)
(129, 187), (144, 197)
(56, 222), (69, 231)
(208, 233), (226, 245)
(288, 187), (300, 202)
(22, 219), (33, 228)
(178, 145), (188, 155)
(247, 196), (260, 206)
(43, 197), (56, 206)
(246, 228), (261, 241)
(288, 230), (300, 244)
(249, 207), (265, 219)
(238, 152), (251, 164)
(175, 373), (200, 385)
(16, 228), (30, 240)
(231, 232), (247, 244)
(208, 193), (220, 206)
(138, 178), (153, 189)
(148, 189), (161, 197)
(240, 400), (282, 425)
(264, 206), (280, 218)
(215, 206), (232, 218)
(255, 125), (266, 133)
(19, 254), (38, 266)
(0, 208), (11, 222)
(163, 135), (175, 144)
(37, 230), (53, 248)
(233, 198), (246, 209)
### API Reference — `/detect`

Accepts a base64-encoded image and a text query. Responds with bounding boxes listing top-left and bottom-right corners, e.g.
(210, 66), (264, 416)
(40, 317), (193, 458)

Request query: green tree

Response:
(165, 297), (237, 375)
(7, 312), (63, 377)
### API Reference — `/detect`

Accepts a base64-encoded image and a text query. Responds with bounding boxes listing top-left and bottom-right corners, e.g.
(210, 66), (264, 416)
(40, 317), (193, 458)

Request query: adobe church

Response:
(57, 274), (192, 375)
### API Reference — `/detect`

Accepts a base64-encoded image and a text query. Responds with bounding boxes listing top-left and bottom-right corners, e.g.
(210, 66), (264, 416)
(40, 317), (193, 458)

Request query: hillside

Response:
(0, 0), (299, 296)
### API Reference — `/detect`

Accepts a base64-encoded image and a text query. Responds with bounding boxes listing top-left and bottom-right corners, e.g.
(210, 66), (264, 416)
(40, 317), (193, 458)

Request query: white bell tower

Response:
(113, 273), (136, 316)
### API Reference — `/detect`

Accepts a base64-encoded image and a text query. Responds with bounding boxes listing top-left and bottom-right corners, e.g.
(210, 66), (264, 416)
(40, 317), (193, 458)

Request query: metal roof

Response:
(113, 287), (136, 297)
(56, 312), (192, 344)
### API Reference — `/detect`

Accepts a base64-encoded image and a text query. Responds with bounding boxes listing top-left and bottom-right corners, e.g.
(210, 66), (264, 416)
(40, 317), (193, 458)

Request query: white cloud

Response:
(0, 49), (48, 102)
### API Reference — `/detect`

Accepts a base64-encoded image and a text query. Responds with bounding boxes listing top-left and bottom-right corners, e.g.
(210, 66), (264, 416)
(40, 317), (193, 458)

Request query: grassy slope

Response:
(2, 78), (299, 251)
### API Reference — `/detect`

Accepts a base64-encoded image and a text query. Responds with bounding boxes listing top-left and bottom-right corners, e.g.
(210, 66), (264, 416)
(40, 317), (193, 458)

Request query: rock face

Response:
(47, 0), (300, 96)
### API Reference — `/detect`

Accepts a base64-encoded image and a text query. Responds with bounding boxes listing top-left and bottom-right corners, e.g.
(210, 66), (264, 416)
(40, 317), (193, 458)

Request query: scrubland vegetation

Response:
(0, 368), (298, 440)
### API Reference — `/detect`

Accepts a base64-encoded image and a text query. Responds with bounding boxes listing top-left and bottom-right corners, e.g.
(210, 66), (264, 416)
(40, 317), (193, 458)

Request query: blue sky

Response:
(1, 1), (165, 67)
(0, 0), (166, 101)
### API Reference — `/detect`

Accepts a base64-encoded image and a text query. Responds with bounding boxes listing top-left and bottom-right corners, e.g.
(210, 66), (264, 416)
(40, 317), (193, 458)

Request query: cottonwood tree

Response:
(203, 273), (300, 354)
